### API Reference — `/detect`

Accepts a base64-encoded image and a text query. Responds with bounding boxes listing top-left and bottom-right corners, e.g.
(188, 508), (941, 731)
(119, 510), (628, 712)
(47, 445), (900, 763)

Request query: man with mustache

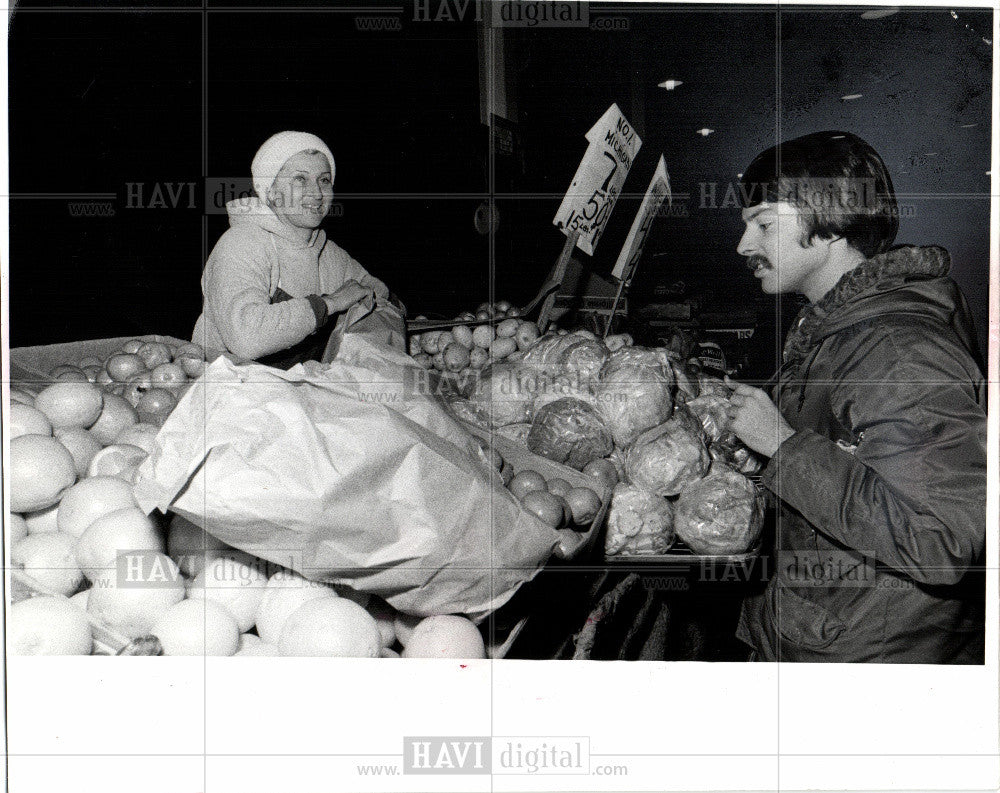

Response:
(726, 131), (986, 663)
(194, 131), (395, 367)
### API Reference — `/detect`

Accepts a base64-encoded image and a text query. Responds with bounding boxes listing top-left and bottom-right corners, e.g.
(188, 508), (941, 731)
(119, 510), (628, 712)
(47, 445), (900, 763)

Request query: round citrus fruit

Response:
(136, 387), (177, 417)
(34, 381), (104, 430)
(521, 490), (567, 528)
(12, 532), (84, 596)
(401, 615), (486, 659)
(114, 423), (160, 455)
(189, 557), (268, 632)
(86, 443), (147, 480)
(565, 486), (602, 526)
(152, 599), (240, 656)
(9, 596), (93, 655)
(582, 458), (619, 490)
(89, 393), (139, 445)
(57, 476), (138, 538)
(105, 353), (146, 383)
(508, 469), (547, 500)
(137, 341), (172, 370)
(53, 427), (103, 477)
(86, 555), (185, 639)
(172, 342), (205, 362)
(278, 597), (381, 657)
(547, 478), (572, 497)
(76, 507), (164, 581)
(255, 570), (339, 645)
(24, 503), (60, 534)
(149, 362), (186, 388)
(10, 403), (53, 439)
(123, 374), (153, 408)
(10, 434), (77, 513)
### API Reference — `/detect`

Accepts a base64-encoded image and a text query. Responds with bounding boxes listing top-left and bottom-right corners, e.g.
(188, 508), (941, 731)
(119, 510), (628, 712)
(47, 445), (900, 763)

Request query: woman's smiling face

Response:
(267, 150), (334, 232)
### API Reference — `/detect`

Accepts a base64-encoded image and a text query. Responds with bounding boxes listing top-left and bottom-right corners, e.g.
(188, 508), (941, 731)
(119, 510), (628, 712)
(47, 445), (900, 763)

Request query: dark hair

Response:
(739, 131), (898, 258)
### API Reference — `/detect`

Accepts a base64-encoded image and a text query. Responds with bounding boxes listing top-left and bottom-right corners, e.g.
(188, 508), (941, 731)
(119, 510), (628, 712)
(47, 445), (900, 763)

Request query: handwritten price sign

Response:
(611, 155), (671, 283)
(553, 103), (642, 256)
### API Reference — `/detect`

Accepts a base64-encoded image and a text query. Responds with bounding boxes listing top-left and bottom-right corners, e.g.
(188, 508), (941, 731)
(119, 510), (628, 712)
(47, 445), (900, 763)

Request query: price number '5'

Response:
(566, 151), (619, 233)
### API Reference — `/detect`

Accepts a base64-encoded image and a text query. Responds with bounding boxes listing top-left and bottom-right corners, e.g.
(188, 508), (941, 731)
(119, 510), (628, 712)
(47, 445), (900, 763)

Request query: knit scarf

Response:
(780, 245), (951, 370)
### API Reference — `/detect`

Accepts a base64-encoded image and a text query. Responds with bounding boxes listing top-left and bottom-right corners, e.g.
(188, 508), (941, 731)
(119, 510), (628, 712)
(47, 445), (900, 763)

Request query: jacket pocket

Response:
(770, 587), (847, 650)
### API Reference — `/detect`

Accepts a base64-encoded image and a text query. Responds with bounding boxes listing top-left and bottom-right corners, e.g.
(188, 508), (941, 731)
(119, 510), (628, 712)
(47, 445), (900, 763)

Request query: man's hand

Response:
(724, 376), (796, 458)
(323, 280), (375, 315)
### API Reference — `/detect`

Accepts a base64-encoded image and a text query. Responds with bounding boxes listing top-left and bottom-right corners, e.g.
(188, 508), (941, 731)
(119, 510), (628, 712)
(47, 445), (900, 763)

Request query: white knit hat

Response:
(251, 131), (336, 200)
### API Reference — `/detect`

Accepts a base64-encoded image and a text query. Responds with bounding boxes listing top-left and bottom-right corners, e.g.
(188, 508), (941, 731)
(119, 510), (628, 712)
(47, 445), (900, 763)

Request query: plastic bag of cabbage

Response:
(465, 331), (610, 429)
(526, 397), (613, 470)
(674, 463), (764, 554)
(594, 347), (676, 448)
(604, 483), (676, 556)
(624, 408), (711, 496)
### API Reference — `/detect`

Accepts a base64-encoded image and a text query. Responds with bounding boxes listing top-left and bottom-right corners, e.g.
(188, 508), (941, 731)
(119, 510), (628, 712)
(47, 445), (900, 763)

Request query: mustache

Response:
(746, 255), (771, 272)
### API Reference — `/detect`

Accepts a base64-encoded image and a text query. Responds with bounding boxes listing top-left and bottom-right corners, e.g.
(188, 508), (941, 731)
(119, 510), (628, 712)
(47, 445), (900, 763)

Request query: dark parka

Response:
(738, 245), (987, 663)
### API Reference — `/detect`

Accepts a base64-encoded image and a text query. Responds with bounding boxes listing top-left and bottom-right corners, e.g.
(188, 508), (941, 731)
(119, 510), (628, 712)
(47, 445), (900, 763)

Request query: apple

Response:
(77, 355), (103, 368)
(137, 341), (172, 370)
(137, 387), (178, 417)
(121, 339), (145, 354)
(81, 365), (103, 382)
(179, 357), (205, 378)
(124, 373), (154, 407)
(171, 343), (205, 362)
(106, 353), (146, 383)
(514, 321), (540, 351)
(149, 362), (187, 388)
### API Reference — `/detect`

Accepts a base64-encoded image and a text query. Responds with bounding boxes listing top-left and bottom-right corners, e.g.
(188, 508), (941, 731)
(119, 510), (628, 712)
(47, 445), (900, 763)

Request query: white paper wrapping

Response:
(132, 335), (560, 619)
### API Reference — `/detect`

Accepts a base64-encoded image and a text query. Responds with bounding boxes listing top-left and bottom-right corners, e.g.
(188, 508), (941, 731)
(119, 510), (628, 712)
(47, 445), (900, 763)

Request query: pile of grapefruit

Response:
(8, 338), (492, 659)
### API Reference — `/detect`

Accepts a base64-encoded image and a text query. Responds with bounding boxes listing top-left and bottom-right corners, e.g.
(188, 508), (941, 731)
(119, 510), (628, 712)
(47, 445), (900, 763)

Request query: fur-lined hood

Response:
(781, 245), (978, 369)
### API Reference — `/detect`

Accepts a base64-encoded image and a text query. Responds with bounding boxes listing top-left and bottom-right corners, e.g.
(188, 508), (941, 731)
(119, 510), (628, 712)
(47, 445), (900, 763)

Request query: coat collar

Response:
(781, 245), (951, 369)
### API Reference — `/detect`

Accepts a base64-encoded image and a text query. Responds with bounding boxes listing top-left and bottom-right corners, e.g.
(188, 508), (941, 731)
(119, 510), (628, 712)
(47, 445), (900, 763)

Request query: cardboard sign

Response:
(552, 103), (642, 256)
(611, 155), (671, 283)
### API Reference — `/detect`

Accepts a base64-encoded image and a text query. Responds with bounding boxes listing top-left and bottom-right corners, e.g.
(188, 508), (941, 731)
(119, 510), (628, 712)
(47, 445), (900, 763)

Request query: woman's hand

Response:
(724, 376), (795, 458)
(323, 280), (375, 315)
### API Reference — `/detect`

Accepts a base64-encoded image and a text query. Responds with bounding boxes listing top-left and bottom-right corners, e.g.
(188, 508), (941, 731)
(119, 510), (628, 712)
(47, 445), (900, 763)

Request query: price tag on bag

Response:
(552, 103), (642, 256)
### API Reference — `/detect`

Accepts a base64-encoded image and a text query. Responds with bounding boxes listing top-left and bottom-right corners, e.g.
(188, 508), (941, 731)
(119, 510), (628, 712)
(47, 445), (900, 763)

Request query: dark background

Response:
(8, 2), (994, 368)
